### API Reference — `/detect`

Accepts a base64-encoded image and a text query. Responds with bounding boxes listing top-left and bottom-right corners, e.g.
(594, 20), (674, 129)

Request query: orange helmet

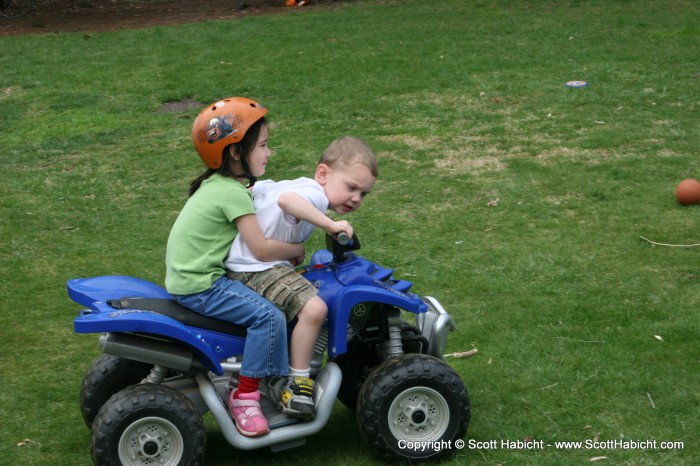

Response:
(191, 97), (268, 169)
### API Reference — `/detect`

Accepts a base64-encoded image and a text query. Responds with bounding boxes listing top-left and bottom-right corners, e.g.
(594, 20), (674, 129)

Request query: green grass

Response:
(1, 0), (698, 464)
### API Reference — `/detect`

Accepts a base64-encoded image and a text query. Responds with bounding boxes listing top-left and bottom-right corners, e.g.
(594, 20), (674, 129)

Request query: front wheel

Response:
(357, 354), (470, 461)
(91, 384), (206, 466)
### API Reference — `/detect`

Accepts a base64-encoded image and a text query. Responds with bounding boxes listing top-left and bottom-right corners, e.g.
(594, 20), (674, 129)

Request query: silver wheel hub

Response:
(388, 386), (450, 441)
(118, 416), (184, 465)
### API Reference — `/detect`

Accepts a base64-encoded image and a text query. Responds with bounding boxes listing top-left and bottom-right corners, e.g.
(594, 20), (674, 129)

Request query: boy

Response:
(225, 136), (378, 419)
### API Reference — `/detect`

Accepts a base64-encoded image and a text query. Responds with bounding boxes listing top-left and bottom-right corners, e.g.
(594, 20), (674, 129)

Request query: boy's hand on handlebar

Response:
(325, 220), (353, 241)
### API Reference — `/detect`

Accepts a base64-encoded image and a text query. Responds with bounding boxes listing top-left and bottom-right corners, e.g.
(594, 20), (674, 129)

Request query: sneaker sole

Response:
(234, 423), (270, 437)
(279, 405), (316, 421)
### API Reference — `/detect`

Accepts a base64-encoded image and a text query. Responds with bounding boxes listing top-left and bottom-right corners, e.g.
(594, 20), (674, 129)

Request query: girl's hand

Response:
(289, 253), (306, 267)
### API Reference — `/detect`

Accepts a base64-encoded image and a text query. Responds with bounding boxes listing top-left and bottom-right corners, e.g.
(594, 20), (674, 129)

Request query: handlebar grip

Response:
(336, 232), (352, 246)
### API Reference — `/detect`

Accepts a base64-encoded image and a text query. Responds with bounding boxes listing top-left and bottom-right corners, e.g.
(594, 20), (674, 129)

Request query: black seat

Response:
(108, 297), (247, 337)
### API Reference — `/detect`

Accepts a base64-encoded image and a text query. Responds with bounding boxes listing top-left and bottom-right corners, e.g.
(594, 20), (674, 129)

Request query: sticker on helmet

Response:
(202, 113), (244, 144)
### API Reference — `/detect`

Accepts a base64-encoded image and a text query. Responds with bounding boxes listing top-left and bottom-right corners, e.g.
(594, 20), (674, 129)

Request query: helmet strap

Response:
(229, 149), (256, 188)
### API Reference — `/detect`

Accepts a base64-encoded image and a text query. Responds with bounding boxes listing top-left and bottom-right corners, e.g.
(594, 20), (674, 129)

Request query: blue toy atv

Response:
(69, 233), (470, 465)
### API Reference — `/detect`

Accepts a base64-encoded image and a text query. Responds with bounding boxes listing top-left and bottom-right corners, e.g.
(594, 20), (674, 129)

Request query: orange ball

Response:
(675, 179), (700, 205)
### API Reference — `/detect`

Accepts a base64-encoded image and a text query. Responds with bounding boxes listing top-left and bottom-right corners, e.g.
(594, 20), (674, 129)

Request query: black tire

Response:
(357, 354), (470, 462)
(80, 354), (153, 427)
(91, 384), (206, 466)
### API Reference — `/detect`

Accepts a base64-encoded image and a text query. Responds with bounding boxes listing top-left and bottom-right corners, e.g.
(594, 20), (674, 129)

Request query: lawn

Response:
(0, 0), (698, 464)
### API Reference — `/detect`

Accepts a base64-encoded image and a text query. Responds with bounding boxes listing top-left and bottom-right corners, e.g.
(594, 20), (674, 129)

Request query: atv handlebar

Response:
(326, 232), (361, 262)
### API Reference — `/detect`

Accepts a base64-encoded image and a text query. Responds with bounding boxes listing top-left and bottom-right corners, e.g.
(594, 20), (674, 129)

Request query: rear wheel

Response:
(357, 354), (469, 461)
(91, 384), (206, 466)
(80, 354), (153, 426)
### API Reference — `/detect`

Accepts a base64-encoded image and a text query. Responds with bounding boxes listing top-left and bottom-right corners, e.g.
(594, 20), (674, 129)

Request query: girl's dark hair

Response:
(188, 117), (267, 196)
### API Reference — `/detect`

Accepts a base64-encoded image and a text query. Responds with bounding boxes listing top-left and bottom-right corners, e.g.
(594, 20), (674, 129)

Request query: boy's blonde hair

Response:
(319, 136), (378, 177)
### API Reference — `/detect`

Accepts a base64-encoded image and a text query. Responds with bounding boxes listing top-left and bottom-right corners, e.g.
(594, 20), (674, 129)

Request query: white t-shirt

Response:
(225, 178), (328, 272)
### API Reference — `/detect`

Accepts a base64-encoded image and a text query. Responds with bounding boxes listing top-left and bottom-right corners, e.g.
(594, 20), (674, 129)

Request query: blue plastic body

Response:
(303, 251), (427, 355)
(69, 249), (428, 374)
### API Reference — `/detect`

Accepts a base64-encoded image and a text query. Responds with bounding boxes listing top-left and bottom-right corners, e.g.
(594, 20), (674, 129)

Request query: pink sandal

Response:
(229, 390), (270, 437)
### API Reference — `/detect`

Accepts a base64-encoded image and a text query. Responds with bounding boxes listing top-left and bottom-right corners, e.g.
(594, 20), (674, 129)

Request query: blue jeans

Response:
(172, 276), (289, 378)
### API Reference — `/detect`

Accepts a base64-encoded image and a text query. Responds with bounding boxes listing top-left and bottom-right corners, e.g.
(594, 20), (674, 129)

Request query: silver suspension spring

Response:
(383, 325), (404, 359)
(383, 307), (404, 359)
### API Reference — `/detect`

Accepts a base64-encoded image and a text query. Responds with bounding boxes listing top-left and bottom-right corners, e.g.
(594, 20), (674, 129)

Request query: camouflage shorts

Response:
(227, 265), (318, 322)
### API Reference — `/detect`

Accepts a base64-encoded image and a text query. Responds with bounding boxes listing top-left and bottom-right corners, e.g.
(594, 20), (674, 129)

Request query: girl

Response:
(165, 97), (303, 437)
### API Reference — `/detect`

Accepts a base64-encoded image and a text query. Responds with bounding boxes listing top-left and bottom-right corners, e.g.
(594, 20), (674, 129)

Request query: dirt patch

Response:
(0, 0), (333, 36)
(157, 98), (205, 113)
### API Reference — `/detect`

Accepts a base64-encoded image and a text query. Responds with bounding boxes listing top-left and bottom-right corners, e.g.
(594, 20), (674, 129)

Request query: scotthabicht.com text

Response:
(467, 439), (684, 451)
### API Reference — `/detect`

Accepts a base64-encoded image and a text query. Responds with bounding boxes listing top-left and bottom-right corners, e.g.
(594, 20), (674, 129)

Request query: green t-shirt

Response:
(165, 174), (255, 295)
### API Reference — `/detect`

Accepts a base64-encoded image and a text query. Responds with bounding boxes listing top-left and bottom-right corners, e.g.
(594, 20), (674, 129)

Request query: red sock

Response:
(234, 375), (261, 399)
